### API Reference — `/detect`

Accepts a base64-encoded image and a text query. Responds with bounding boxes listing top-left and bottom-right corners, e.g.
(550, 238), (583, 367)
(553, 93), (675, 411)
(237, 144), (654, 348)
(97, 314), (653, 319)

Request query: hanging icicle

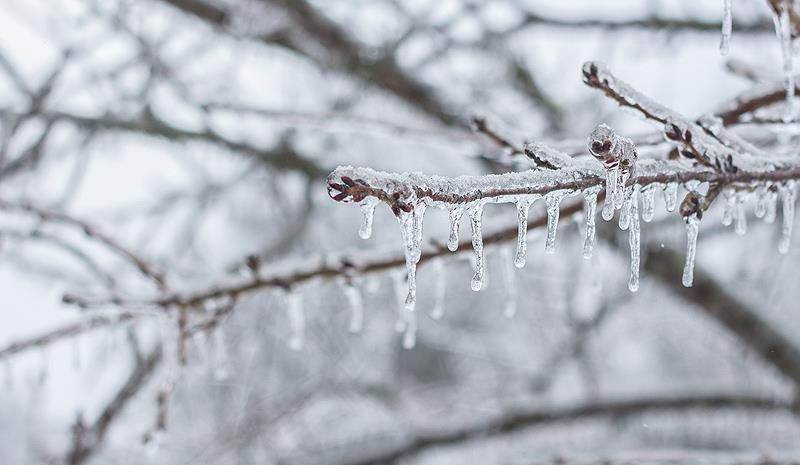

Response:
(720, 0), (733, 55)
(618, 185), (634, 231)
(468, 203), (486, 291)
(514, 197), (535, 268)
(779, 181), (796, 254)
(773, 6), (797, 121)
(628, 186), (641, 292)
(544, 191), (568, 254)
(430, 259), (447, 320)
(358, 197), (379, 239)
(287, 292), (305, 350)
(734, 194), (747, 235)
(447, 205), (464, 252)
(683, 214), (701, 287)
(602, 167), (619, 221)
(640, 184), (656, 222)
(343, 281), (364, 333)
(664, 182), (679, 212)
(582, 186), (601, 259)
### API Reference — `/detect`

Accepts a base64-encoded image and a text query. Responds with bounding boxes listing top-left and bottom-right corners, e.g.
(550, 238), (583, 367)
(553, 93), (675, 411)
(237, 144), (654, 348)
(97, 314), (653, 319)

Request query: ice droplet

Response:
(430, 259), (446, 319)
(720, 0), (732, 56)
(641, 184), (656, 222)
(514, 198), (536, 268)
(779, 181), (796, 254)
(545, 191), (568, 254)
(447, 205), (464, 252)
(287, 292), (305, 350)
(628, 186), (641, 292)
(664, 182), (678, 212)
(468, 204), (485, 290)
(682, 214), (700, 287)
(734, 194), (747, 235)
(582, 186), (601, 259)
(358, 197), (379, 239)
(501, 247), (517, 318)
(344, 281), (364, 333)
(602, 167), (619, 221)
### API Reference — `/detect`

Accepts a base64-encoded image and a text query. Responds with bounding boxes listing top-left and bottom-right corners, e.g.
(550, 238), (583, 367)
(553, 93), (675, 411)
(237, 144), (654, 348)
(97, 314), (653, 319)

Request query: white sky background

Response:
(0, 0), (799, 463)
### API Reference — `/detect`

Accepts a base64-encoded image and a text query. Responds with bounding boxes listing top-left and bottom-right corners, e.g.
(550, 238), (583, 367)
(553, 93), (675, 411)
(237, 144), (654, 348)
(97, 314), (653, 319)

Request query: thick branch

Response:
(644, 247), (800, 389)
(341, 394), (794, 465)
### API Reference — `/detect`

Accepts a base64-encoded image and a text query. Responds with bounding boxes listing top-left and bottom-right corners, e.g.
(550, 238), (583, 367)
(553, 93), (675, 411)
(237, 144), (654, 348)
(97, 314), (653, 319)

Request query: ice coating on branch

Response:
(601, 167), (618, 221)
(343, 281), (364, 333)
(430, 259), (446, 319)
(447, 206), (464, 251)
(501, 247), (517, 318)
(582, 186), (601, 259)
(720, 0), (732, 55)
(774, 7), (797, 122)
(587, 123), (637, 216)
(468, 203), (486, 291)
(287, 292), (305, 350)
(545, 191), (568, 253)
(358, 197), (379, 239)
(628, 186), (641, 292)
(734, 194), (747, 235)
(664, 183), (678, 212)
(524, 141), (575, 168)
(683, 214), (700, 287)
(779, 181), (796, 254)
(722, 190), (735, 226)
(640, 184), (656, 222)
(514, 196), (539, 268)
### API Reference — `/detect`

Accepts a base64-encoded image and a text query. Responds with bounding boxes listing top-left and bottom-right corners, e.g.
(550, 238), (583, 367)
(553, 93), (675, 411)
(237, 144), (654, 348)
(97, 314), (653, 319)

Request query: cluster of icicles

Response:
(720, 0), (797, 121)
(328, 176), (797, 350)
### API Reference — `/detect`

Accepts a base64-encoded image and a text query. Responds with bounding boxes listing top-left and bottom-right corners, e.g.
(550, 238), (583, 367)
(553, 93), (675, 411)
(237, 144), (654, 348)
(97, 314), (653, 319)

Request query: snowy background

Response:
(0, 0), (799, 464)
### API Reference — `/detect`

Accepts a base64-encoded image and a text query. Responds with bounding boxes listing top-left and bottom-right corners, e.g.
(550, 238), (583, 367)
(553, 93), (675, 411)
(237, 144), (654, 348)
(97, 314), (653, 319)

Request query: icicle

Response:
(544, 191), (568, 254)
(613, 169), (629, 211)
(765, 187), (779, 224)
(468, 203), (485, 291)
(664, 182), (678, 212)
(641, 184), (656, 222)
(211, 329), (230, 381)
(447, 206), (464, 252)
(734, 194), (747, 235)
(430, 259), (446, 319)
(286, 292), (305, 350)
(601, 167), (619, 221)
(682, 214), (700, 287)
(358, 197), (379, 239)
(344, 281), (364, 333)
(720, 0), (733, 55)
(397, 203), (425, 312)
(779, 181), (796, 254)
(392, 272), (407, 333)
(722, 190), (735, 226)
(755, 185), (768, 218)
(774, 7), (797, 121)
(618, 185), (634, 231)
(628, 187), (641, 292)
(514, 197), (535, 268)
(582, 186), (601, 259)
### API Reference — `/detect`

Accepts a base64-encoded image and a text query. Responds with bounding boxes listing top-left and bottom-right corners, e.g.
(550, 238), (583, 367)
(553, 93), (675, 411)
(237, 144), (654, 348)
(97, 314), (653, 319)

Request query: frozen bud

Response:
(587, 123), (617, 166)
(679, 191), (704, 220)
